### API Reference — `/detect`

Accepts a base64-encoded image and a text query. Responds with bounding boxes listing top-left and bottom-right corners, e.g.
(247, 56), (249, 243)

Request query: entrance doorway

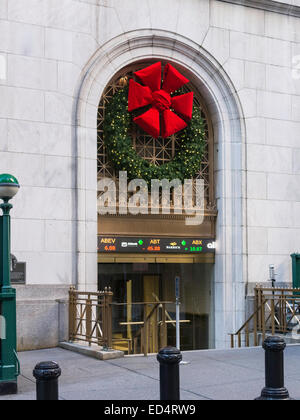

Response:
(98, 262), (214, 353)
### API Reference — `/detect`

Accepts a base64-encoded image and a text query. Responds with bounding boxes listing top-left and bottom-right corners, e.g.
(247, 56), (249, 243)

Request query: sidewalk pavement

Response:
(1, 345), (300, 400)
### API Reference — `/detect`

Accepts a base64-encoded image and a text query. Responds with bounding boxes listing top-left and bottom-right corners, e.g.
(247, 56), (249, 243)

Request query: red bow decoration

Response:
(128, 62), (194, 138)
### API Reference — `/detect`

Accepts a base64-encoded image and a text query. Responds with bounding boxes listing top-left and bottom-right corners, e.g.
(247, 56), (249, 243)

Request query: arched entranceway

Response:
(96, 60), (216, 351)
(74, 30), (246, 348)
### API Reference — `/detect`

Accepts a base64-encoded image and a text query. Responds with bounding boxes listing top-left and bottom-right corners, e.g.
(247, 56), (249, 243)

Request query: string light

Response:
(103, 86), (206, 186)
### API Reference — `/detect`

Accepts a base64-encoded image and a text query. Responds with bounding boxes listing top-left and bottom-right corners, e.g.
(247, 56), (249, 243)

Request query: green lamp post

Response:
(0, 174), (20, 395)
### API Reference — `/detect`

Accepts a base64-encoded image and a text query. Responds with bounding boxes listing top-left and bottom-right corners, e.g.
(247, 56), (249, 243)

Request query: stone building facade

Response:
(0, 0), (299, 350)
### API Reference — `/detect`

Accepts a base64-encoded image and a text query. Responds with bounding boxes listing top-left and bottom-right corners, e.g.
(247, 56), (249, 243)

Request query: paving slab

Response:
(1, 345), (300, 400)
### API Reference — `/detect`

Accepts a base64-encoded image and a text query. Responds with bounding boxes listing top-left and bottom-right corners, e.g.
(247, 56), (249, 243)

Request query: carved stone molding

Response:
(219, 0), (300, 17)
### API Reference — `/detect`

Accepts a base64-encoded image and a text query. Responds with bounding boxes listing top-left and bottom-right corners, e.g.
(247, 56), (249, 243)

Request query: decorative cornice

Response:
(218, 0), (300, 18)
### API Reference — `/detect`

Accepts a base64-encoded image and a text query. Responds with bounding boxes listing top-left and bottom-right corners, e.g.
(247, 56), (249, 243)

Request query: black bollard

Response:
(256, 336), (291, 400)
(157, 347), (182, 400)
(33, 361), (61, 401)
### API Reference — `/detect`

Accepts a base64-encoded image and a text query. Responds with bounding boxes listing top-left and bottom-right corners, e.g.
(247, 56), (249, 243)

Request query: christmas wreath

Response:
(103, 62), (207, 185)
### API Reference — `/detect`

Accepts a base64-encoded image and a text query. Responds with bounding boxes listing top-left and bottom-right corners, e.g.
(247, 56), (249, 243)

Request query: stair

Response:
(260, 332), (300, 345)
(112, 334), (132, 353)
(231, 286), (300, 348)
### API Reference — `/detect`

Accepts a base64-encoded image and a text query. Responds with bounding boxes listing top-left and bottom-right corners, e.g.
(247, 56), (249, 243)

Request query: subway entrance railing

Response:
(230, 286), (300, 348)
(68, 287), (189, 355)
(68, 287), (113, 350)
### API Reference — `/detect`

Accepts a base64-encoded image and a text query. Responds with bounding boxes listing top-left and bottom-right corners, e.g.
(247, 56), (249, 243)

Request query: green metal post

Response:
(0, 199), (18, 395)
(291, 254), (300, 289)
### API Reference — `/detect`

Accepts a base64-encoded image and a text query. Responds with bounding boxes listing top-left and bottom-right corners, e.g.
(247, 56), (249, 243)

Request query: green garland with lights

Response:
(103, 86), (206, 184)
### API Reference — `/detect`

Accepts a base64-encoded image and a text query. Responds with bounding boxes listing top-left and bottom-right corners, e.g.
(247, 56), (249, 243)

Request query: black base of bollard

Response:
(256, 336), (292, 401)
(0, 381), (18, 396)
(157, 347), (182, 401)
(256, 387), (291, 400)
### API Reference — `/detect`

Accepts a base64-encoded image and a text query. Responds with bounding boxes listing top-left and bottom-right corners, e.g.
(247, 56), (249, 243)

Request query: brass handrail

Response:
(69, 287), (179, 356)
(230, 301), (265, 348)
(232, 302), (265, 337)
(119, 320), (190, 326)
(111, 301), (174, 306)
(230, 287), (300, 348)
(69, 287), (113, 348)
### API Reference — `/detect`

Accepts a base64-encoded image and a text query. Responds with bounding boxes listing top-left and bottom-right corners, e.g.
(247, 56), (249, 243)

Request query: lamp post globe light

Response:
(0, 174), (20, 395)
(0, 174), (20, 202)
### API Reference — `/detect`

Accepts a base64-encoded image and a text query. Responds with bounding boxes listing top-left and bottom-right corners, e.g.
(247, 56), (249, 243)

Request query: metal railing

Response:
(69, 287), (113, 349)
(68, 287), (189, 355)
(112, 301), (171, 355)
(230, 286), (300, 348)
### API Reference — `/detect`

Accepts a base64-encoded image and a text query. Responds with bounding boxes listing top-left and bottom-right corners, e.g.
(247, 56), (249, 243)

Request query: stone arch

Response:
(74, 29), (247, 348)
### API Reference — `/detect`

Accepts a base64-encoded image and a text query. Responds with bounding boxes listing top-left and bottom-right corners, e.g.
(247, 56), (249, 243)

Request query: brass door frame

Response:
(98, 253), (215, 264)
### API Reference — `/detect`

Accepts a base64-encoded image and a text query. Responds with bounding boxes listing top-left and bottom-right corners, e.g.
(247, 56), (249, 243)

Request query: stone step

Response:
(59, 341), (124, 360)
